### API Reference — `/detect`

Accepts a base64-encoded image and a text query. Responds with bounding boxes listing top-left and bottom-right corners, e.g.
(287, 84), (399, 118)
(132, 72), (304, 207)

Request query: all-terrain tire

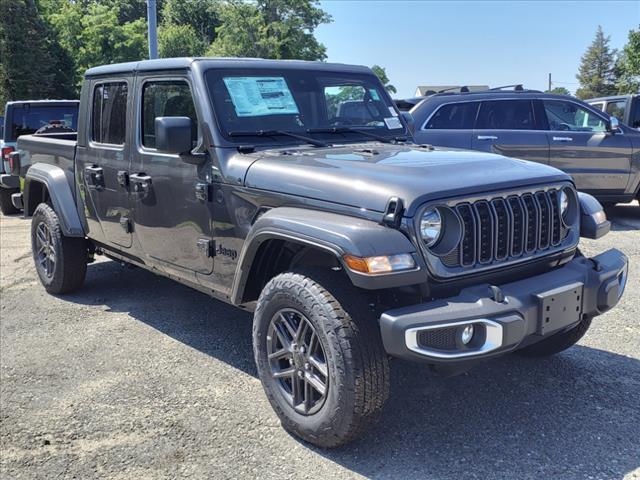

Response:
(515, 316), (592, 357)
(31, 203), (87, 294)
(253, 268), (390, 448)
(0, 187), (19, 215)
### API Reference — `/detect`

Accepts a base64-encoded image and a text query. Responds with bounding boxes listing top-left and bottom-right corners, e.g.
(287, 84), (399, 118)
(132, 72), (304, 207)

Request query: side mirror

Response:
(155, 117), (193, 154)
(400, 111), (415, 135)
(607, 116), (620, 133)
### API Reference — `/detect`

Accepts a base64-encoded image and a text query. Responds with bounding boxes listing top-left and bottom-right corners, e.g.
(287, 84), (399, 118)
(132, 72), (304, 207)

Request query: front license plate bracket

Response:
(536, 282), (584, 335)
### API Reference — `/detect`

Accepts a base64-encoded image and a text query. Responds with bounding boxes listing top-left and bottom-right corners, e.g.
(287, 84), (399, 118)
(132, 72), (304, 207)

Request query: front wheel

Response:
(31, 203), (88, 294)
(253, 269), (389, 448)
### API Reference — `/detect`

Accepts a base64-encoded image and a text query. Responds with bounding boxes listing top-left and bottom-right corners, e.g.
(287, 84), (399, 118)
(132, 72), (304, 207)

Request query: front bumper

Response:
(380, 249), (628, 364)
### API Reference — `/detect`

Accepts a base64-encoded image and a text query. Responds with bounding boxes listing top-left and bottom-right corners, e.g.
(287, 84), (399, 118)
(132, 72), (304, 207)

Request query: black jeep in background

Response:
(13, 58), (628, 447)
(407, 87), (640, 207)
(0, 100), (79, 214)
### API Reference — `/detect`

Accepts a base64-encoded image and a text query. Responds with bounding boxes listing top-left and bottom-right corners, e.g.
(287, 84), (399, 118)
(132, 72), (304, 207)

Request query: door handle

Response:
(477, 135), (498, 140)
(552, 136), (573, 142)
(130, 173), (152, 194)
(84, 165), (103, 186)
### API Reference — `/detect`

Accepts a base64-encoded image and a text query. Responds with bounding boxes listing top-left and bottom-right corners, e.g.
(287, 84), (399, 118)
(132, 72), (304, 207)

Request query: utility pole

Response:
(147, 0), (158, 59)
(548, 73), (552, 92)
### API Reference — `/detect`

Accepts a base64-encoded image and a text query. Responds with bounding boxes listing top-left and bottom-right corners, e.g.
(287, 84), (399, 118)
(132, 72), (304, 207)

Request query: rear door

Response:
(76, 80), (133, 248)
(471, 99), (549, 164)
(130, 75), (214, 277)
(413, 101), (478, 149)
(541, 98), (631, 193)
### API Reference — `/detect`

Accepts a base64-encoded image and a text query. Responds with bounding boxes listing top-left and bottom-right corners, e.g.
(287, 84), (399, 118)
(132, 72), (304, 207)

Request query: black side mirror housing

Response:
(155, 117), (193, 154)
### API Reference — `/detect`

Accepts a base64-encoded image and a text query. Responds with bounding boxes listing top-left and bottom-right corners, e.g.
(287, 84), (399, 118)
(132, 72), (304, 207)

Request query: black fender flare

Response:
(578, 191), (610, 239)
(230, 207), (425, 304)
(24, 163), (84, 237)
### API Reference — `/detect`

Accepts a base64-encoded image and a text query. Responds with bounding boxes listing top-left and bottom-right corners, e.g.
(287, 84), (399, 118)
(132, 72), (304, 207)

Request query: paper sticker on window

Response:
(384, 117), (402, 129)
(223, 77), (299, 117)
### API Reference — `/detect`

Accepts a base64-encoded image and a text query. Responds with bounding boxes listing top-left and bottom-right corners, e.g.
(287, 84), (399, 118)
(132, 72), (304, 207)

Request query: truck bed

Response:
(16, 134), (77, 182)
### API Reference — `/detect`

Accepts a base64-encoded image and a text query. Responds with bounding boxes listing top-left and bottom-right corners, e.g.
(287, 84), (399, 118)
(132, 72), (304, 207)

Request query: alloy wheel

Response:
(35, 221), (56, 279)
(267, 308), (329, 415)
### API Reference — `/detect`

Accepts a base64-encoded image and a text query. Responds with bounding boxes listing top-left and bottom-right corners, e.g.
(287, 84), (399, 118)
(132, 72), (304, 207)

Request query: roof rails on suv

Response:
(430, 84), (542, 98)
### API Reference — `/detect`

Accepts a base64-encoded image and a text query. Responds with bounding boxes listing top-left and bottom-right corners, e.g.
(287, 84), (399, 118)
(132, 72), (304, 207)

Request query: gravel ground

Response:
(1, 202), (639, 480)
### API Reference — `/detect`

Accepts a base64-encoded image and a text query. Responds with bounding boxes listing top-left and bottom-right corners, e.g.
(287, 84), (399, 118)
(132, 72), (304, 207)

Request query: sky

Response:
(316, 0), (640, 98)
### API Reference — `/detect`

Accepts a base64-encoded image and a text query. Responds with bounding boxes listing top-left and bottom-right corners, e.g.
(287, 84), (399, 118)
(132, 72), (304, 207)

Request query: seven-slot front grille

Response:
(442, 189), (566, 269)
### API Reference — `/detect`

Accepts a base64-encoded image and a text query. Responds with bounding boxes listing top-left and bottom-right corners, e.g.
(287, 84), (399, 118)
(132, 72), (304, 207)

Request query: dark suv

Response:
(409, 89), (640, 206)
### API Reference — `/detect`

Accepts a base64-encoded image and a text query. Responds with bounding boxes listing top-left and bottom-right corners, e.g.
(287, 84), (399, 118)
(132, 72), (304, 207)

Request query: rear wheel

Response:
(515, 316), (592, 357)
(253, 269), (389, 448)
(31, 203), (87, 294)
(0, 187), (19, 215)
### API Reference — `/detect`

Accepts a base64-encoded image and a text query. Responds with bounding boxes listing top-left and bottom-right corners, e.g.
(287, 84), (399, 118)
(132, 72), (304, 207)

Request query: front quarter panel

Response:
(230, 207), (426, 303)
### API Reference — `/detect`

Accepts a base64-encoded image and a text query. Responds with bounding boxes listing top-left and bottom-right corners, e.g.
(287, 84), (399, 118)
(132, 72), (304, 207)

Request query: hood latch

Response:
(382, 197), (404, 229)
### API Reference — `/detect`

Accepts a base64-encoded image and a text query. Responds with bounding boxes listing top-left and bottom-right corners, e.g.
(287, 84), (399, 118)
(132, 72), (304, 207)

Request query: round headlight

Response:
(420, 208), (442, 247)
(559, 189), (569, 217)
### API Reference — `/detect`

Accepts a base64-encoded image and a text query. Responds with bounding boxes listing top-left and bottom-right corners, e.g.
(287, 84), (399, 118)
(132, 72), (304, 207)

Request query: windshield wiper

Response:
(228, 129), (328, 147)
(307, 127), (408, 144)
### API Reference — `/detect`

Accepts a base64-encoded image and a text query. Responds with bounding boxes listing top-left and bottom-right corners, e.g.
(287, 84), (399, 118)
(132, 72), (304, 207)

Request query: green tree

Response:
(616, 27), (640, 94)
(48, 2), (147, 85)
(0, 0), (76, 101)
(545, 86), (571, 96)
(162, 0), (220, 45)
(575, 26), (618, 99)
(159, 23), (207, 58)
(208, 0), (331, 60)
(371, 65), (396, 94)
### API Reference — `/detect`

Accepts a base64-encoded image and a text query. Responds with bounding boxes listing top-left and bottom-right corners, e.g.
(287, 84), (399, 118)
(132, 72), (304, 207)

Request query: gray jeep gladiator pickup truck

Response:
(15, 58), (628, 448)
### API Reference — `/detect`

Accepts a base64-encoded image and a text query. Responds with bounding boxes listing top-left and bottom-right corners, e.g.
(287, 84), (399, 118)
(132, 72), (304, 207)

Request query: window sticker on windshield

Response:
(388, 106), (398, 117)
(369, 89), (380, 101)
(384, 117), (402, 129)
(223, 77), (299, 117)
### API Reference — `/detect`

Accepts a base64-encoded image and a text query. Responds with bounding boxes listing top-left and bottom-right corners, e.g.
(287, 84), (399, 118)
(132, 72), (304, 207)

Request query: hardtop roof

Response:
(84, 57), (372, 77)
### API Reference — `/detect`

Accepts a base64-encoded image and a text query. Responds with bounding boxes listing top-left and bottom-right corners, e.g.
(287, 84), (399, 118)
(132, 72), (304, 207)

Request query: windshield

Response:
(205, 68), (405, 145)
(7, 104), (79, 141)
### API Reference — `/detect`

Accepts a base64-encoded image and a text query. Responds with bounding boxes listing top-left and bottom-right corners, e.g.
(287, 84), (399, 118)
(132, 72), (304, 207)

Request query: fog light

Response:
(461, 324), (474, 345)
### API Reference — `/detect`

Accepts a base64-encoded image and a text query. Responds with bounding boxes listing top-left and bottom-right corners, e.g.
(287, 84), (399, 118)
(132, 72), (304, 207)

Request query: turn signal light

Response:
(343, 253), (415, 274)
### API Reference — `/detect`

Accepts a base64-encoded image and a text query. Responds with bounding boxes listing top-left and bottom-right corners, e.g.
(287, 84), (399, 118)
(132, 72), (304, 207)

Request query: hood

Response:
(243, 144), (570, 216)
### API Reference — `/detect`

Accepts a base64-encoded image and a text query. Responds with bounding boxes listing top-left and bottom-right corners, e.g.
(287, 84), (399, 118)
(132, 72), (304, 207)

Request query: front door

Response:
(77, 80), (132, 248)
(130, 77), (214, 276)
(471, 99), (549, 164)
(541, 99), (632, 194)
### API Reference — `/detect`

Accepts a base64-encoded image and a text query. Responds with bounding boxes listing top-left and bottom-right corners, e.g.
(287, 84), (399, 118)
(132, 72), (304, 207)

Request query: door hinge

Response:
(195, 183), (212, 202)
(120, 217), (133, 233)
(197, 238), (215, 258)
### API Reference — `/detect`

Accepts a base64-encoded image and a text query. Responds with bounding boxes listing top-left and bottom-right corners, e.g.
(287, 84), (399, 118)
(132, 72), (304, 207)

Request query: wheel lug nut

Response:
(299, 346), (306, 354)
(297, 370), (303, 378)
(304, 363), (310, 370)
